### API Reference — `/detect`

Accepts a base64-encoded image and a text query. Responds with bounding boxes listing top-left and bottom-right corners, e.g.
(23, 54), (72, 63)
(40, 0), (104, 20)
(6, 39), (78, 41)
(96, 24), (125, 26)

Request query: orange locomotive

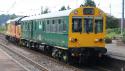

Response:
(5, 17), (26, 44)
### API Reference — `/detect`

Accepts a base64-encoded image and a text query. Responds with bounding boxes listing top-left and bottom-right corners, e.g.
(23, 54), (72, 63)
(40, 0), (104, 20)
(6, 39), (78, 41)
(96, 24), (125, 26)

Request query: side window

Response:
(34, 21), (37, 30)
(26, 22), (28, 30)
(28, 21), (31, 31)
(39, 20), (42, 29)
(43, 20), (45, 31)
(84, 18), (93, 33)
(58, 19), (62, 32)
(27, 21), (29, 30)
(56, 20), (59, 32)
(47, 20), (49, 32)
(72, 18), (82, 32)
(45, 20), (47, 32)
(95, 19), (103, 33)
(62, 19), (66, 32)
(52, 20), (55, 32)
(24, 22), (26, 30)
(22, 22), (24, 30)
(49, 20), (52, 32)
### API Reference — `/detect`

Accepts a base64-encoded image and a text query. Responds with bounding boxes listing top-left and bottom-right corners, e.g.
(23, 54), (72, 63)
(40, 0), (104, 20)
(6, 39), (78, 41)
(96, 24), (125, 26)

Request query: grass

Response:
(106, 28), (125, 43)
(0, 24), (6, 34)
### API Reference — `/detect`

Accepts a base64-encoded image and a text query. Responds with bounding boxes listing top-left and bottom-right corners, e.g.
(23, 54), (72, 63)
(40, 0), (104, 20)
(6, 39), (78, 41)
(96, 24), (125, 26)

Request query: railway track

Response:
(0, 42), (49, 71)
(0, 35), (85, 71)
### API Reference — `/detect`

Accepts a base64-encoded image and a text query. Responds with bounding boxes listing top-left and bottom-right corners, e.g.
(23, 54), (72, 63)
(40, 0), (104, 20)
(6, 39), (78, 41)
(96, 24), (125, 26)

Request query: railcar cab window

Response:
(72, 17), (82, 32)
(95, 17), (103, 33)
(84, 17), (93, 33)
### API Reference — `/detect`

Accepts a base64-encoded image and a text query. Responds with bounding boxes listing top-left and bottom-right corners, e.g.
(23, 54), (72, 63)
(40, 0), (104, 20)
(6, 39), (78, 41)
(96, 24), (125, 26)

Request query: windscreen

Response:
(84, 17), (93, 33)
(72, 17), (82, 32)
(95, 17), (103, 33)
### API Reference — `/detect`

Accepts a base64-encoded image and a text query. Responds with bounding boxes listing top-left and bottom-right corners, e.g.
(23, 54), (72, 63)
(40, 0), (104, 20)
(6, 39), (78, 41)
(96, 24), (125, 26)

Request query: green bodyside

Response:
(21, 16), (69, 49)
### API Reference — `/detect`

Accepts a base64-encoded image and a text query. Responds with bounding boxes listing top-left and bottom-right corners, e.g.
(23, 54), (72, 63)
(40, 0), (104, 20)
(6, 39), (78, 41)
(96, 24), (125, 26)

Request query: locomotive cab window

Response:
(95, 17), (103, 33)
(84, 17), (93, 33)
(72, 17), (82, 32)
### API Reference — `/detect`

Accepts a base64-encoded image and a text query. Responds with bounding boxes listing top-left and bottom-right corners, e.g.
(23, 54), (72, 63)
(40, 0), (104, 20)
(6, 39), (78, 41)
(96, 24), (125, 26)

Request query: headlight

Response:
(70, 38), (78, 42)
(95, 38), (100, 42)
(95, 38), (103, 42)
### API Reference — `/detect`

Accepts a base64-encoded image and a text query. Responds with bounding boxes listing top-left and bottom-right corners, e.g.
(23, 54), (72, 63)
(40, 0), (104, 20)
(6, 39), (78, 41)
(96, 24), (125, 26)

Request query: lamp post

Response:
(121, 0), (124, 36)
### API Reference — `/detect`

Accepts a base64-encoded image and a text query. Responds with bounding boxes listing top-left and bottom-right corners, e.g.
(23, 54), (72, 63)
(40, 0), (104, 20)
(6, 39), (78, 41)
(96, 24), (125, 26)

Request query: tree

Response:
(0, 14), (18, 24)
(106, 15), (119, 29)
(67, 5), (71, 10)
(43, 8), (50, 14)
(9, 14), (17, 19)
(59, 6), (66, 11)
(41, 7), (50, 14)
(41, 6), (44, 14)
(81, 0), (96, 7)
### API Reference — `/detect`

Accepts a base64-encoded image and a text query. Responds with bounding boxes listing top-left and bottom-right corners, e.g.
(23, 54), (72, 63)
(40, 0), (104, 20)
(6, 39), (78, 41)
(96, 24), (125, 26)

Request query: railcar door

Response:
(27, 20), (33, 40)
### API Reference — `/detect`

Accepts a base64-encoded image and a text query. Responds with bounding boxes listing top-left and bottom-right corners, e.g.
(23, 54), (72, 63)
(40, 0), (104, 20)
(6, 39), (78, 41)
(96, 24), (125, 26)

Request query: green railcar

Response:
(20, 7), (107, 64)
(21, 11), (70, 49)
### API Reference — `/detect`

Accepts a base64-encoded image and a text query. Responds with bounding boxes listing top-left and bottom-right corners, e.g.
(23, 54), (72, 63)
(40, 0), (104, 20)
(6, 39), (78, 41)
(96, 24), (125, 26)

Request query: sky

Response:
(0, 0), (123, 18)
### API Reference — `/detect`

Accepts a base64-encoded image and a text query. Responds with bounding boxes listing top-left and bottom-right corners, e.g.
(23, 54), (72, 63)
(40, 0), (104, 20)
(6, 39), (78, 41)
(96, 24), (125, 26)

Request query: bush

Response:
(122, 32), (125, 43)
(105, 37), (112, 44)
(107, 28), (125, 43)
(106, 28), (123, 39)
(106, 32), (116, 39)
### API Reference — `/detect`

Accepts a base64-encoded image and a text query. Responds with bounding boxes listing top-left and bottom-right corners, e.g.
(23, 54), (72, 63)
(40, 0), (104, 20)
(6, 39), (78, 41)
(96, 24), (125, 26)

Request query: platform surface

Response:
(106, 40), (125, 60)
(0, 48), (26, 71)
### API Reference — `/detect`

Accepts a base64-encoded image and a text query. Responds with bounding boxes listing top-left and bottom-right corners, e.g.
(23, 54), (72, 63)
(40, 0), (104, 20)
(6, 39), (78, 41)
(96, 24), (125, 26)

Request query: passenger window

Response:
(59, 19), (62, 32)
(29, 21), (31, 31)
(84, 18), (93, 33)
(39, 21), (42, 29)
(58, 19), (61, 24)
(55, 20), (59, 32)
(42, 21), (45, 31)
(63, 20), (66, 32)
(52, 20), (55, 24)
(23, 22), (25, 30)
(50, 20), (52, 32)
(34, 21), (36, 30)
(51, 20), (54, 32)
(95, 19), (103, 33)
(27, 21), (29, 30)
(72, 18), (82, 32)
(53, 20), (57, 32)
(46, 20), (49, 32)
(27, 22), (29, 30)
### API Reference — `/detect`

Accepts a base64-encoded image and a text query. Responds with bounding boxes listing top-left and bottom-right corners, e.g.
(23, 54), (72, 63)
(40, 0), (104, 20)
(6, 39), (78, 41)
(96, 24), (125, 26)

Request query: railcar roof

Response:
(22, 10), (73, 21)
